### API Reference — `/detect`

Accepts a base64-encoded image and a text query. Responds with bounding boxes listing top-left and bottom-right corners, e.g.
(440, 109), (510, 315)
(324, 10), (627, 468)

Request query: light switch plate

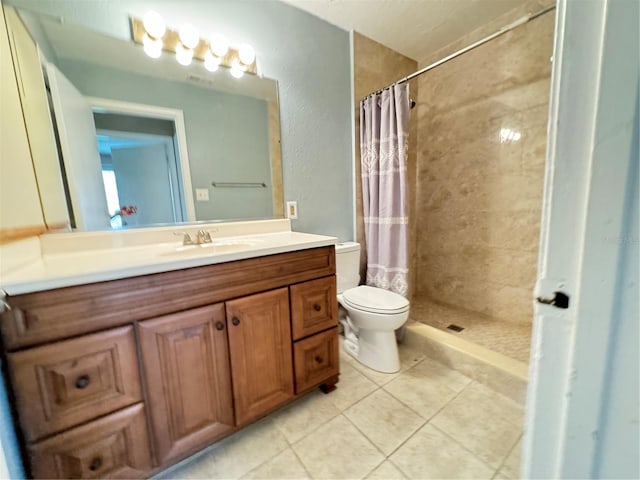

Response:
(286, 201), (298, 219)
(196, 188), (209, 202)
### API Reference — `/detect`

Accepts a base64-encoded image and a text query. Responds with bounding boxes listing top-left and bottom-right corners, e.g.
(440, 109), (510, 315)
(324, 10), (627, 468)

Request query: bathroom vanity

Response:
(0, 224), (339, 478)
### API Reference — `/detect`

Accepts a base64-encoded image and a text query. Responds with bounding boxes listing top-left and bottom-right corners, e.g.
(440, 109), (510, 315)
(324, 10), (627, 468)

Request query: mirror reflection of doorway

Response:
(90, 108), (192, 229)
(95, 125), (185, 228)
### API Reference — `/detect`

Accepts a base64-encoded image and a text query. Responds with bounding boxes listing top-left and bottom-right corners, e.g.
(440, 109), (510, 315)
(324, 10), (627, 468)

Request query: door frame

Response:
(523, 0), (638, 478)
(87, 97), (196, 222)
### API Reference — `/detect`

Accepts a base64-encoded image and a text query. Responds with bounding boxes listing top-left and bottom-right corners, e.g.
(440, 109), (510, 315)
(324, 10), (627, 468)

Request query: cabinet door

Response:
(138, 304), (234, 465)
(28, 403), (152, 479)
(226, 288), (294, 425)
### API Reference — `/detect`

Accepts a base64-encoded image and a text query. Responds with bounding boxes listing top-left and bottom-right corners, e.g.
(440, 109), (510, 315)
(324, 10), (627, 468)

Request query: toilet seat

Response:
(342, 285), (409, 315)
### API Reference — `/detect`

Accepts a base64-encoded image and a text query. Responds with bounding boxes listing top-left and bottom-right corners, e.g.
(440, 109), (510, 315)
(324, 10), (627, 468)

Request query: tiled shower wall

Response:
(414, 8), (555, 324)
(353, 33), (418, 293)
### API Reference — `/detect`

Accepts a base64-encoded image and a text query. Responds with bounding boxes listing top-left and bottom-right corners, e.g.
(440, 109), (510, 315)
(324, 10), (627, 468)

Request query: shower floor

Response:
(410, 298), (532, 363)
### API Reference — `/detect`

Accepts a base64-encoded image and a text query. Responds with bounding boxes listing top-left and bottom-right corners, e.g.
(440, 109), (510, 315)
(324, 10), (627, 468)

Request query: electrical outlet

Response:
(286, 201), (298, 219)
(196, 188), (209, 202)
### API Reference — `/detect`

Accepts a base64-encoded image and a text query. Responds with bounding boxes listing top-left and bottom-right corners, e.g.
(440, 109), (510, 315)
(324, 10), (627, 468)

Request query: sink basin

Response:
(159, 241), (256, 257)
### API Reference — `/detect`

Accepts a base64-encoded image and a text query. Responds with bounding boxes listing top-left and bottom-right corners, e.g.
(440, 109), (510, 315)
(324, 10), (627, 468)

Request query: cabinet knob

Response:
(314, 355), (323, 364)
(75, 375), (91, 389)
(89, 457), (102, 471)
(215, 321), (225, 331)
(313, 304), (322, 312)
(232, 317), (240, 326)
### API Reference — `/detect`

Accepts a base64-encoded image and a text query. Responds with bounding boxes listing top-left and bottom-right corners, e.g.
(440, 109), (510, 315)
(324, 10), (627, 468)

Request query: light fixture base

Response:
(131, 17), (257, 75)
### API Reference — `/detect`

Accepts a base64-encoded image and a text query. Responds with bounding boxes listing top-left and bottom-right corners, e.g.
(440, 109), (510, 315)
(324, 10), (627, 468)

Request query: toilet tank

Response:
(335, 242), (361, 293)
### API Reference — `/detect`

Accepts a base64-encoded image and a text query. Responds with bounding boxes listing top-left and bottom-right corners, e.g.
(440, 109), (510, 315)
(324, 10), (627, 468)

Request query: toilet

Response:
(335, 242), (410, 373)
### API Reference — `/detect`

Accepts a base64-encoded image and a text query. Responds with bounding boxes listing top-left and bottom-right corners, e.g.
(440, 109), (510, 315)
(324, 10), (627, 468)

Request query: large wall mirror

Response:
(8, 7), (283, 231)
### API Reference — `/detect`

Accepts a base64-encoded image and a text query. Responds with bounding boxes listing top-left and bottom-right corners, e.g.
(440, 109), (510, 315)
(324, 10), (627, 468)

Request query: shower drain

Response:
(446, 324), (465, 332)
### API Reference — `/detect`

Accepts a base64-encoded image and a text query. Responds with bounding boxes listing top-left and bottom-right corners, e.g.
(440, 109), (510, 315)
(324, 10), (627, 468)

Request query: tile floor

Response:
(411, 298), (532, 363)
(156, 342), (524, 480)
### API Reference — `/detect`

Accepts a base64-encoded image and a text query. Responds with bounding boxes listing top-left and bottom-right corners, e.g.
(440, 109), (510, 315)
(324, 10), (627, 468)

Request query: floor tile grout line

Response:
(340, 411), (394, 464)
(491, 430), (524, 479)
(381, 369), (474, 423)
(380, 379), (472, 467)
(289, 444), (316, 480)
(429, 422), (501, 475)
(282, 406), (343, 447)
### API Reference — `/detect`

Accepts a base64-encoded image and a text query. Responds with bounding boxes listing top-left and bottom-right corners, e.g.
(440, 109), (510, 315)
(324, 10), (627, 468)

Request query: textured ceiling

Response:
(282, 0), (527, 61)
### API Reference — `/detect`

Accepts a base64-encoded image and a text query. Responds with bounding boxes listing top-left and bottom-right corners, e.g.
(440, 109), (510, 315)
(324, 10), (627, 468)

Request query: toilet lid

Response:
(342, 286), (409, 314)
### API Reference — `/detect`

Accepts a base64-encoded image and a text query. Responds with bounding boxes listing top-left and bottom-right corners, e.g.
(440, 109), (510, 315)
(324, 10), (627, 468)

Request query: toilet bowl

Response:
(335, 242), (410, 374)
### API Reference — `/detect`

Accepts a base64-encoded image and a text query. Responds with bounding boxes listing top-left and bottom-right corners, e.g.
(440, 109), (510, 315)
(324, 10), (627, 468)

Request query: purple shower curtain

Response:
(360, 84), (410, 297)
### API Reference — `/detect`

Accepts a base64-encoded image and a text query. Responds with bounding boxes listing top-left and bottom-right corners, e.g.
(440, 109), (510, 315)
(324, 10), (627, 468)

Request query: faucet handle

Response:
(174, 232), (194, 245)
(197, 230), (213, 243)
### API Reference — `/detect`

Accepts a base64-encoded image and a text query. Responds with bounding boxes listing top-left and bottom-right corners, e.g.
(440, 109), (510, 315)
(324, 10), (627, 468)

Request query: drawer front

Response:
(290, 276), (338, 340)
(28, 403), (153, 479)
(1, 246), (335, 349)
(8, 326), (142, 442)
(293, 328), (339, 393)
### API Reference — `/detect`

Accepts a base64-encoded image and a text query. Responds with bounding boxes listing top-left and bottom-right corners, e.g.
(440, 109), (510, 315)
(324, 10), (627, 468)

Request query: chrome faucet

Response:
(195, 230), (212, 245)
(174, 230), (213, 246)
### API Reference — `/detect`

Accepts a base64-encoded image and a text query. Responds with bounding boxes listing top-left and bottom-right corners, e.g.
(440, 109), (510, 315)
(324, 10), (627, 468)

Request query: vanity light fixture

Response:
(238, 44), (255, 66)
(131, 13), (258, 76)
(209, 33), (229, 58)
(230, 59), (244, 78)
(143, 11), (166, 39)
(142, 10), (165, 59)
(176, 24), (199, 66)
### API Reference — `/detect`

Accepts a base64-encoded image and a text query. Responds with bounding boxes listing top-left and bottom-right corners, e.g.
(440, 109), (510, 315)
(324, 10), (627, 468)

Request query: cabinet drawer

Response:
(290, 276), (338, 340)
(7, 326), (142, 442)
(28, 403), (153, 479)
(293, 328), (339, 393)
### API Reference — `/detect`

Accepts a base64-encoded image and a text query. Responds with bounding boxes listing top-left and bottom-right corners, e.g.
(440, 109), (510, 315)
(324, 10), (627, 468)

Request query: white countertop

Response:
(1, 229), (337, 295)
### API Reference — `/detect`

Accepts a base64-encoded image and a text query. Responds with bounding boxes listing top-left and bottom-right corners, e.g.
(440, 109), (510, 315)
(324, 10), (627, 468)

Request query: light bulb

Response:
(143, 34), (163, 58)
(179, 23), (200, 49)
(209, 33), (229, 58)
(143, 11), (165, 39)
(204, 51), (220, 72)
(230, 59), (244, 78)
(176, 43), (193, 66)
(238, 44), (255, 65)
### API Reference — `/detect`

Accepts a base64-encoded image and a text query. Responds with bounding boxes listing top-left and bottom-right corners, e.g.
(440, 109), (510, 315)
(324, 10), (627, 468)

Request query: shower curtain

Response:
(360, 84), (410, 297)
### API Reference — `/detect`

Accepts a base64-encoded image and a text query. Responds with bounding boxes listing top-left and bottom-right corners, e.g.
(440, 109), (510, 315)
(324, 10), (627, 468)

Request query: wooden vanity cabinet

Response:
(0, 246), (339, 479)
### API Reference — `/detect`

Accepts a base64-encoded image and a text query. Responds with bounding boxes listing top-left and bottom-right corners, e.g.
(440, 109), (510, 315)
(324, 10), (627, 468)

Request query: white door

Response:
(46, 63), (109, 230)
(523, 0), (639, 478)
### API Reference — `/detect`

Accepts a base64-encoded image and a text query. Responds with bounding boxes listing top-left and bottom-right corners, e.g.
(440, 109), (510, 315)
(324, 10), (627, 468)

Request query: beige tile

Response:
(293, 414), (384, 479)
(366, 460), (406, 479)
(350, 345), (426, 386)
(384, 358), (472, 419)
(498, 437), (523, 479)
(431, 382), (523, 468)
(176, 418), (289, 479)
(328, 362), (378, 411)
(242, 448), (310, 480)
(344, 389), (425, 455)
(271, 390), (341, 443)
(390, 423), (494, 479)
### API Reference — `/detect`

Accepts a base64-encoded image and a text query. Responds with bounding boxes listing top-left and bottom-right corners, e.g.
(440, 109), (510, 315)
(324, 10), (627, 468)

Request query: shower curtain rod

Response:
(363, 4), (556, 100)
